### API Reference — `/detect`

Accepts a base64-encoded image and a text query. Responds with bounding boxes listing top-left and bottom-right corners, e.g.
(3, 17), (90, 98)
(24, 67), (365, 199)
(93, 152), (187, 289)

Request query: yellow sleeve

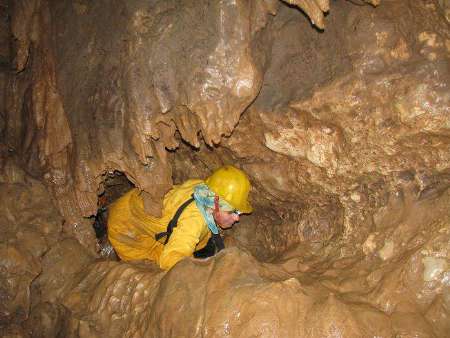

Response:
(159, 205), (206, 270)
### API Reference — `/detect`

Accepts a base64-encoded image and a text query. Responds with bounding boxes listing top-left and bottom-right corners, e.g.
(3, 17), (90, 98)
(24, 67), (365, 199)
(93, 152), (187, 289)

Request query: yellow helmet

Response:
(205, 165), (253, 214)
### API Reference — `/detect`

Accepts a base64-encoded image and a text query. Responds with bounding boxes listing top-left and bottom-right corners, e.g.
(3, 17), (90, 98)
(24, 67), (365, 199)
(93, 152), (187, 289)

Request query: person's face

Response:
(213, 210), (240, 229)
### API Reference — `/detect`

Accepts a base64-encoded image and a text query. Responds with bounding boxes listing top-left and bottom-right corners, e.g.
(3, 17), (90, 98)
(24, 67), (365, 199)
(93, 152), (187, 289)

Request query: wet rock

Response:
(67, 218), (98, 257)
(15, 230), (48, 259)
(262, 109), (345, 175)
(0, 323), (30, 338)
(62, 260), (164, 337)
(304, 294), (393, 337)
(0, 162), (63, 327)
(391, 311), (436, 338)
(378, 239), (395, 261)
(423, 256), (448, 282)
(1, 0), (449, 336)
(425, 295), (450, 338)
(0, 159), (28, 185)
(56, 247), (434, 337)
(61, 248), (397, 337)
(35, 238), (95, 304)
(24, 302), (67, 338)
(0, 177), (63, 246)
(0, 244), (41, 325)
(5, 0), (281, 225)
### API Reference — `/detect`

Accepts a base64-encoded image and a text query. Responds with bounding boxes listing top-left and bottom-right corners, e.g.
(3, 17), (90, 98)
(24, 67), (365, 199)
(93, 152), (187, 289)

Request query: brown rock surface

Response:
(5, 0), (280, 227)
(0, 160), (61, 326)
(1, 0), (449, 337)
(0, 160), (94, 336)
(61, 249), (394, 337)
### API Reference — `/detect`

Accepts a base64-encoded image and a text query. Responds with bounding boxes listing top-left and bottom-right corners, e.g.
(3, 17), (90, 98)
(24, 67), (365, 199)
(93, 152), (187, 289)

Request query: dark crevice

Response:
(91, 170), (134, 260)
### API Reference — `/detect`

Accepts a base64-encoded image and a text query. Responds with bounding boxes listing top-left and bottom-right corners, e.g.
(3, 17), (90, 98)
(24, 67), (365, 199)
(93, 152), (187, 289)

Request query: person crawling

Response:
(107, 165), (252, 270)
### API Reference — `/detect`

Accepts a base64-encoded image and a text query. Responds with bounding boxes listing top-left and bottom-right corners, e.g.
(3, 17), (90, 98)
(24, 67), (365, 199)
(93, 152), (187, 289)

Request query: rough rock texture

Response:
(282, 0), (380, 29)
(0, 160), (95, 336)
(1, 0), (450, 337)
(2, 0), (383, 225)
(0, 160), (61, 330)
(24, 229), (450, 337)
(172, 1), (450, 335)
(60, 249), (394, 338)
(175, 0), (450, 262)
(5, 0), (280, 229)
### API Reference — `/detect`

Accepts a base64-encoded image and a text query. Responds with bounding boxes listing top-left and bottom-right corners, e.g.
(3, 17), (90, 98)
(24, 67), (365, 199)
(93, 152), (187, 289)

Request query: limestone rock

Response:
(1, 0), (449, 336)
(0, 244), (40, 325)
(62, 248), (397, 337)
(0, 161), (63, 326)
(34, 238), (95, 304)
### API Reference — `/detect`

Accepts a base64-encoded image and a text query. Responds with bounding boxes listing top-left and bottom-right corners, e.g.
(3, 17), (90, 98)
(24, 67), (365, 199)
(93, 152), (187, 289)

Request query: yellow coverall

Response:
(107, 179), (211, 270)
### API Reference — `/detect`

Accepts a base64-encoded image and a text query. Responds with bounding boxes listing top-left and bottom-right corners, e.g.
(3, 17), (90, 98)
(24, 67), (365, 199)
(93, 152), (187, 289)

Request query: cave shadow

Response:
(91, 170), (135, 260)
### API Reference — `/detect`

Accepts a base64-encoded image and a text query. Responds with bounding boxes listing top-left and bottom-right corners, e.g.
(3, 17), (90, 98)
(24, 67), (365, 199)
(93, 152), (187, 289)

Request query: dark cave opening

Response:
(91, 170), (134, 259)
(97, 171), (135, 210)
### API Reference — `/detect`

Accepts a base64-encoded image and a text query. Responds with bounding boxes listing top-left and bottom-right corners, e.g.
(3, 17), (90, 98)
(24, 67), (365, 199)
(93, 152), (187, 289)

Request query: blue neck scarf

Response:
(193, 183), (233, 234)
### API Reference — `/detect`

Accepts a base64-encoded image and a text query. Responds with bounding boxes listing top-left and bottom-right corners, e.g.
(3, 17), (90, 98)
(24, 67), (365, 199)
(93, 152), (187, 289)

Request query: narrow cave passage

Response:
(96, 170), (135, 211)
(92, 171), (134, 260)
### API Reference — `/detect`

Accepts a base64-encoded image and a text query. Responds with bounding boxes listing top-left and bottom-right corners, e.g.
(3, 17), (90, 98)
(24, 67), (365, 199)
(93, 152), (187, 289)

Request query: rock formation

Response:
(1, 0), (449, 337)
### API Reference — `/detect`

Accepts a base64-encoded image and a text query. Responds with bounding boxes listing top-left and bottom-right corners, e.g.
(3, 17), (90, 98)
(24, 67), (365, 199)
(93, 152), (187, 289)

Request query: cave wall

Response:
(1, 161), (449, 337)
(1, 0), (450, 336)
(1, 0), (448, 276)
(170, 3), (450, 335)
(4, 0), (282, 239)
(174, 0), (450, 262)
